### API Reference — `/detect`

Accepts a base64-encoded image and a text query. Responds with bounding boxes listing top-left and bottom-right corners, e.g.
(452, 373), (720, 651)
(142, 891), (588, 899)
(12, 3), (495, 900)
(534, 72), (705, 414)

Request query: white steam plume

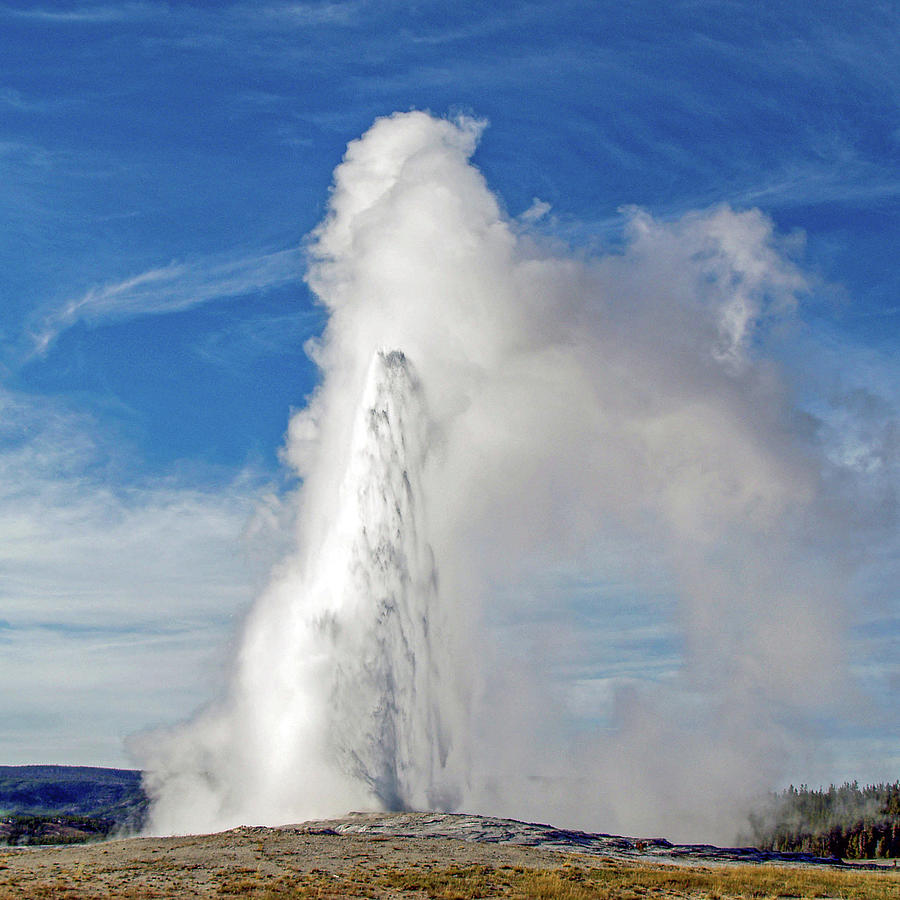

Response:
(135, 111), (890, 842)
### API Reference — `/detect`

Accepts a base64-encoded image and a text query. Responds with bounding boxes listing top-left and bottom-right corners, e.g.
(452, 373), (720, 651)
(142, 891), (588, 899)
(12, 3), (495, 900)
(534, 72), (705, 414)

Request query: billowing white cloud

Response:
(138, 111), (898, 842)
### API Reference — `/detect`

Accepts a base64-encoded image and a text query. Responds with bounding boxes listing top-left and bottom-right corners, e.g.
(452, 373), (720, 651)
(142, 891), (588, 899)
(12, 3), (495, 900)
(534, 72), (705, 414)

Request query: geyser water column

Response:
(142, 347), (466, 833)
(324, 348), (458, 812)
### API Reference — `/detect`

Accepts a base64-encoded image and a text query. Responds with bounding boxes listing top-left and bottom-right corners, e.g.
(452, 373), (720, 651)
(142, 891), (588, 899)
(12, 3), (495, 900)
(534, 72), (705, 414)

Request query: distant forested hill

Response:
(746, 781), (900, 859)
(0, 765), (147, 844)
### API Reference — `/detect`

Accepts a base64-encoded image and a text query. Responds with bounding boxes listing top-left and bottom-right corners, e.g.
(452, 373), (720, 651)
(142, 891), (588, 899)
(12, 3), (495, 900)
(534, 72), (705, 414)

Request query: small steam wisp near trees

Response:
(135, 111), (891, 843)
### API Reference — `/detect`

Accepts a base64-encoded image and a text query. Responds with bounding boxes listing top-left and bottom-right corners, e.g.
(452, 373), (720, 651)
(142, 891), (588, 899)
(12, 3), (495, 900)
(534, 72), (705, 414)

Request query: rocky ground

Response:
(315, 811), (873, 866)
(0, 811), (897, 899)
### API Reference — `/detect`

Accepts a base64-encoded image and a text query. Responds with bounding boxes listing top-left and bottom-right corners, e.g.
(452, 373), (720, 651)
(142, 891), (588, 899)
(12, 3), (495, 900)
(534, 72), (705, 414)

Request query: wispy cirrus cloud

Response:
(0, 3), (157, 23)
(1, 2), (363, 28)
(240, 1), (364, 27)
(32, 246), (305, 355)
(0, 87), (47, 112)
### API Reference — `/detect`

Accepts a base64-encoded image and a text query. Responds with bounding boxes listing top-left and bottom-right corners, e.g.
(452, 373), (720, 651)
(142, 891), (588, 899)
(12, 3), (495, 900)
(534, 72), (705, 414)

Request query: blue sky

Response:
(1, 0), (897, 784)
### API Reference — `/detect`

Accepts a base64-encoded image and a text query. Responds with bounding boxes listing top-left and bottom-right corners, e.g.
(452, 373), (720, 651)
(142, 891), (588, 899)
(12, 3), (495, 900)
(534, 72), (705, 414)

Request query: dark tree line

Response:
(746, 781), (900, 859)
(0, 814), (116, 845)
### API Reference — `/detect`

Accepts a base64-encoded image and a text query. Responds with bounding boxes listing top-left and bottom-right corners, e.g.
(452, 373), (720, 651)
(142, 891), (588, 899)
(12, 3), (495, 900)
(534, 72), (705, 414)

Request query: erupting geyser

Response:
(141, 347), (469, 834)
(137, 110), (871, 843)
(323, 348), (459, 812)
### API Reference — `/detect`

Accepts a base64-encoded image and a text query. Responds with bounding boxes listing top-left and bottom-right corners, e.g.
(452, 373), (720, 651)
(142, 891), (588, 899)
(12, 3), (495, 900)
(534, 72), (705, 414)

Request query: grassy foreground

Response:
(1, 819), (897, 900)
(3, 858), (895, 899)
(218, 860), (899, 900)
(216, 862), (900, 900)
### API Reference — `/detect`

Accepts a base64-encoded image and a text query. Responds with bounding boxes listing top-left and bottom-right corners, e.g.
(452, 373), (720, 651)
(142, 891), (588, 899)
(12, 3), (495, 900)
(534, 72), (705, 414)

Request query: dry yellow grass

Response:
(218, 859), (899, 900)
(4, 859), (896, 899)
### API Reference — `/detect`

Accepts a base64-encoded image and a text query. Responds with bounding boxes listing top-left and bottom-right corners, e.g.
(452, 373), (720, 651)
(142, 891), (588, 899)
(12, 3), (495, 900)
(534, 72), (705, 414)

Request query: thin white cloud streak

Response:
(195, 309), (326, 368)
(0, 140), (56, 168)
(0, 2), (365, 30)
(728, 160), (900, 211)
(0, 87), (48, 112)
(32, 247), (304, 355)
(244, 2), (364, 27)
(139, 112), (899, 842)
(0, 3), (156, 23)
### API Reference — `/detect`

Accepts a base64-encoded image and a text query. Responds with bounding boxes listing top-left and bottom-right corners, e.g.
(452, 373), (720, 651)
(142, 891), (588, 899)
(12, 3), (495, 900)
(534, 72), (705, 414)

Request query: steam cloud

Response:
(135, 111), (888, 842)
